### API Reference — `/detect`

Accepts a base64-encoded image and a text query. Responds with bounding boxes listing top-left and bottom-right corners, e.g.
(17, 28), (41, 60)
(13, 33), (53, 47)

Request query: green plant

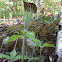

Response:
(6, 30), (55, 62)
(5, 1), (55, 62)
(44, 17), (51, 21)
(6, 30), (55, 48)
(0, 49), (39, 62)
(0, 49), (18, 62)
(21, 1), (37, 62)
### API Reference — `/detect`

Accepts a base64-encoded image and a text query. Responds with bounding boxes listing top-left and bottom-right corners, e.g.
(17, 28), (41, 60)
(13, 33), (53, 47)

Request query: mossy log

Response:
(0, 19), (59, 55)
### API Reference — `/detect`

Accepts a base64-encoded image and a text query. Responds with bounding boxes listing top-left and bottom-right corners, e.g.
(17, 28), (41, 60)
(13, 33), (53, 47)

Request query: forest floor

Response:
(0, 15), (60, 62)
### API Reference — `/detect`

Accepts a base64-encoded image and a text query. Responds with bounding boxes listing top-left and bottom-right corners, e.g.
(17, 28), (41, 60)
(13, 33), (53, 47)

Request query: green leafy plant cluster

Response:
(6, 30), (55, 48)
(0, 49), (39, 62)
(0, 30), (55, 62)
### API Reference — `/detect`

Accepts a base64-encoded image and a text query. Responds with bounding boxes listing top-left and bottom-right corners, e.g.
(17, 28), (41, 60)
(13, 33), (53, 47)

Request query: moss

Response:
(29, 19), (59, 56)
(29, 19), (59, 43)
(4, 24), (24, 34)
(0, 19), (59, 45)
(0, 18), (60, 56)
(2, 38), (23, 52)
(1, 19), (59, 40)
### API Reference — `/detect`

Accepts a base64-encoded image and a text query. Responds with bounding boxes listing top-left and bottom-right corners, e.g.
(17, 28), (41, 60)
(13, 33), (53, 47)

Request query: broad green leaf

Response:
(0, 54), (5, 58)
(15, 55), (30, 59)
(32, 38), (41, 47)
(0, 54), (12, 60)
(44, 17), (51, 21)
(10, 49), (17, 58)
(40, 43), (55, 48)
(6, 35), (23, 44)
(26, 31), (41, 47)
(26, 31), (35, 38)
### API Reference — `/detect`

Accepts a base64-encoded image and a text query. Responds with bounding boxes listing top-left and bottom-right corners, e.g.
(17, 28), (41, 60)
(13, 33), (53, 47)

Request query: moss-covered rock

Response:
(0, 19), (60, 58)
